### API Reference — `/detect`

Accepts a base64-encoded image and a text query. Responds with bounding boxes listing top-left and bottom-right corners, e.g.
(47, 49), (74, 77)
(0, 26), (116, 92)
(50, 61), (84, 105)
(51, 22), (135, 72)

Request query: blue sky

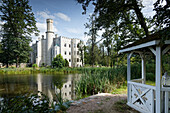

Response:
(29, 0), (94, 44)
(28, 0), (158, 44)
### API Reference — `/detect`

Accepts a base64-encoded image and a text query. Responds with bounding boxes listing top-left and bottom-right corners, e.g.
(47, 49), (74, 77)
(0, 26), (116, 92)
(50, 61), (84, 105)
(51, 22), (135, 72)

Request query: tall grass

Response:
(75, 67), (127, 97)
(0, 67), (80, 75)
(75, 63), (156, 97)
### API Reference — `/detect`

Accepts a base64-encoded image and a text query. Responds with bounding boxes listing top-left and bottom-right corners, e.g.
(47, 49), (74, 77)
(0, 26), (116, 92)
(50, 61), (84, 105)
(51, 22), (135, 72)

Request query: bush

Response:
(52, 54), (65, 68)
(32, 64), (38, 68)
(0, 92), (71, 113)
(64, 59), (69, 67)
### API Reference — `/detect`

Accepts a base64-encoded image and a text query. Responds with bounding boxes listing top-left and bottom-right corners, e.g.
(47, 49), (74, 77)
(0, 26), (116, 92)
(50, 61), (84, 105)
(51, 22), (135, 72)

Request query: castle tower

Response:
(46, 19), (54, 65)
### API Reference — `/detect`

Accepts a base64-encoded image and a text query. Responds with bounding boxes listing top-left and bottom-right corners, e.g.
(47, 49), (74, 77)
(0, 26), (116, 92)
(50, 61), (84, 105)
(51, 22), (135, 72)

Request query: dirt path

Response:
(67, 93), (139, 113)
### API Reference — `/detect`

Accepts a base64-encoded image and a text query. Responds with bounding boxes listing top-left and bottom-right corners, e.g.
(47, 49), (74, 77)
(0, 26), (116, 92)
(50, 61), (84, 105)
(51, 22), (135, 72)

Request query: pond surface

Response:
(0, 73), (80, 101)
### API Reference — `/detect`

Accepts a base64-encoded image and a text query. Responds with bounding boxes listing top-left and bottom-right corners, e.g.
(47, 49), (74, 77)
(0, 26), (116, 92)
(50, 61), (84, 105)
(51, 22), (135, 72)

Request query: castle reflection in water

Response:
(0, 73), (80, 103)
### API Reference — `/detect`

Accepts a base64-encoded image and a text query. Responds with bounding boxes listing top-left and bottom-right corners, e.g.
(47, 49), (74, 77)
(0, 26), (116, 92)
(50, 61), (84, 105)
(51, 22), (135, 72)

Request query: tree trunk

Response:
(92, 44), (94, 67)
(132, 0), (149, 37)
(16, 57), (19, 68)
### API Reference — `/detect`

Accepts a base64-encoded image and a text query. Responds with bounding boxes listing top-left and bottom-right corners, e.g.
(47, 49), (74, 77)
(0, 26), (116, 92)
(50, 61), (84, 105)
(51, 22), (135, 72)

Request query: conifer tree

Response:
(0, 0), (39, 67)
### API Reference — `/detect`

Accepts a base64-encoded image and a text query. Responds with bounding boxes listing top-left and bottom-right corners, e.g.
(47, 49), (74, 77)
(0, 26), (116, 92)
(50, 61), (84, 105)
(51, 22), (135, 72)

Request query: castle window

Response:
(69, 44), (71, 48)
(69, 52), (71, 55)
(69, 59), (71, 62)
(77, 58), (79, 62)
(65, 85), (67, 88)
(64, 43), (66, 47)
(77, 44), (79, 48)
(69, 92), (71, 95)
(77, 51), (79, 55)
(65, 51), (67, 55)
(74, 44), (76, 48)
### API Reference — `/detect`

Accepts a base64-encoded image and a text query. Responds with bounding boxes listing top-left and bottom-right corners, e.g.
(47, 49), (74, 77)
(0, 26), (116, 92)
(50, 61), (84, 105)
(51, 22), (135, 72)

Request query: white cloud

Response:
(36, 22), (46, 33)
(31, 22), (58, 44)
(37, 10), (55, 20)
(55, 13), (71, 22)
(53, 21), (58, 25)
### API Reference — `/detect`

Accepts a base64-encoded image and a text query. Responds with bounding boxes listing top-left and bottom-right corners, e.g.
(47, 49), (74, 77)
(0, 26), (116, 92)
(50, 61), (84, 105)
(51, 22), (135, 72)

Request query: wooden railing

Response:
(162, 87), (170, 113)
(127, 81), (156, 113)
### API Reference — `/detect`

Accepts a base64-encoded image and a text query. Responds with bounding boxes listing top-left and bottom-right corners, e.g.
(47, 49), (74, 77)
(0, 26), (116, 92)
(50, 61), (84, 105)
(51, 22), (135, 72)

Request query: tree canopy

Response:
(52, 54), (69, 68)
(77, 0), (169, 67)
(0, 0), (39, 67)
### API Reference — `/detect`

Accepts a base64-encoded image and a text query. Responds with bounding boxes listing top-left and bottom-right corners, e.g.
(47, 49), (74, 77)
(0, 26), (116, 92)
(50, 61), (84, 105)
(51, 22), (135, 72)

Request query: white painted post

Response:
(165, 92), (169, 113)
(141, 54), (146, 84)
(127, 53), (131, 103)
(156, 46), (162, 113)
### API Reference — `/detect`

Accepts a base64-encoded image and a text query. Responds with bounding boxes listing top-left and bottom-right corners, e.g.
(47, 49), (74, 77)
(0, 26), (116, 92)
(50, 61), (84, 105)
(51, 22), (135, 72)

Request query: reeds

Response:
(75, 66), (127, 97)
(0, 67), (80, 75)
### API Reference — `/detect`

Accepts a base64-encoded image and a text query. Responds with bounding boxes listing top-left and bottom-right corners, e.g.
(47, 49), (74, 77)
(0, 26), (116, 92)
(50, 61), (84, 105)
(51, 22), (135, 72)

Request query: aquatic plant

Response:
(0, 91), (71, 113)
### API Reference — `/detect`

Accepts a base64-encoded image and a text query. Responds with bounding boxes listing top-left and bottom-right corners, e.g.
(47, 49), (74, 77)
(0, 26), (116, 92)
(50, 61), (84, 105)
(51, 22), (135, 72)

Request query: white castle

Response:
(30, 19), (83, 67)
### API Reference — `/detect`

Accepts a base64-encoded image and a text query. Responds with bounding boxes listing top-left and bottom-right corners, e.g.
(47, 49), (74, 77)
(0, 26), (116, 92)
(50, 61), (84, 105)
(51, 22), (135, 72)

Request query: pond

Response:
(0, 73), (80, 102)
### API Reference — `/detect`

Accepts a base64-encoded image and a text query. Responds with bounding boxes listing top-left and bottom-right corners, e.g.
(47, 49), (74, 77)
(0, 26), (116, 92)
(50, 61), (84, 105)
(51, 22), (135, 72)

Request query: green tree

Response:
(85, 14), (99, 67)
(77, 0), (149, 37)
(64, 59), (69, 67)
(52, 54), (65, 68)
(0, 0), (39, 68)
(77, 40), (84, 66)
(102, 29), (113, 66)
(154, 0), (170, 28)
(0, 42), (2, 54)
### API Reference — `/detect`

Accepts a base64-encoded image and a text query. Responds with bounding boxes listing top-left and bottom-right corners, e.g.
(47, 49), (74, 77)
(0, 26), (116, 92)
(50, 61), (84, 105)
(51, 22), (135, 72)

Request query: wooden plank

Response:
(165, 92), (169, 113)
(162, 45), (170, 55)
(127, 53), (131, 103)
(119, 40), (160, 53)
(149, 47), (156, 56)
(128, 81), (156, 90)
(131, 78), (143, 82)
(156, 46), (161, 113)
(141, 54), (146, 84)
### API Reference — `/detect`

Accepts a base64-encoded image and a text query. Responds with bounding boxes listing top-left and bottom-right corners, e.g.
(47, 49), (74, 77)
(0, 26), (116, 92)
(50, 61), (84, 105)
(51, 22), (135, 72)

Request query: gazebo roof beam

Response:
(119, 40), (160, 53)
(149, 47), (156, 56)
(162, 45), (170, 55)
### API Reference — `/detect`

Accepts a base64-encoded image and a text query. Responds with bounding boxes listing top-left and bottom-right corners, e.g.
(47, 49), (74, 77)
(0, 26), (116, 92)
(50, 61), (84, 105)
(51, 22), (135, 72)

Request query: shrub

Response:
(64, 59), (69, 67)
(32, 64), (38, 69)
(52, 54), (65, 68)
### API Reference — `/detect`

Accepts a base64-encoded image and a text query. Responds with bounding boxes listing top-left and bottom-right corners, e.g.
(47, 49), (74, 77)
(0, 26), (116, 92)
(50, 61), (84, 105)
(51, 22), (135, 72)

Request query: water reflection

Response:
(0, 73), (80, 101)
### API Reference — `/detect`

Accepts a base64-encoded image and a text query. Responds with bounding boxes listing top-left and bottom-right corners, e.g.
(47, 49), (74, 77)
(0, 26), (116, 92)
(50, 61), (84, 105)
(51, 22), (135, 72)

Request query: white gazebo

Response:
(119, 30), (170, 113)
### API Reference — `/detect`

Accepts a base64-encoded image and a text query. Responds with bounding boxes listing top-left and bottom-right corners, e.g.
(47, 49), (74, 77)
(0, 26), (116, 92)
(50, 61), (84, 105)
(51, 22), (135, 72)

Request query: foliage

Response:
(0, 0), (39, 68)
(77, 0), (169, 67)
(85, 14), (99, 67)
(154, 0), (170, 28)
(77, 40), (84, 66)
(32, 64), (38, 69)
(0, 93), (52, 112)
(75, 67), (127, 97)
(52, 54), (65, 68)
(75, 62), (159, 97)
(0, 92), (71, 113)
(0, 67), (80, 75)
(64, 59), (69, 67)
(0, 43), (2, 54)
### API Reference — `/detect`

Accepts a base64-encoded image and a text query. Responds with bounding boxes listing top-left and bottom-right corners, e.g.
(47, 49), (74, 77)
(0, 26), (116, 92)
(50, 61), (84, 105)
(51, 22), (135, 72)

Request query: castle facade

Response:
(30, 19), (83, 67)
